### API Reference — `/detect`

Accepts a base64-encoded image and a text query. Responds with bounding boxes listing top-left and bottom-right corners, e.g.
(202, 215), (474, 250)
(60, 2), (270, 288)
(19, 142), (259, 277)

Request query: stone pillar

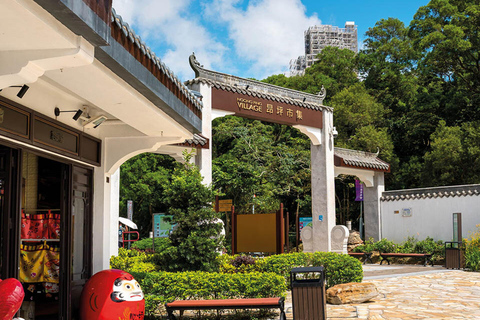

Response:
(364, 171), (385, 241)
(189, 82), (213, 185)
(310, 110), (336, 252)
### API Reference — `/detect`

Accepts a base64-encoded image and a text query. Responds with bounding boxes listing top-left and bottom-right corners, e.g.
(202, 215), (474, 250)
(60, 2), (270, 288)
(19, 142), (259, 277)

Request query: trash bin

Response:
(290, 266), (326, 320)
(445, 241), (465, 269)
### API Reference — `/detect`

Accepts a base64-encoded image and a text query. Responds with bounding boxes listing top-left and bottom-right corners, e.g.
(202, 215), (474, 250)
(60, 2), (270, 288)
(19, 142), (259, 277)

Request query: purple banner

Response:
(355, 180), (364, 201)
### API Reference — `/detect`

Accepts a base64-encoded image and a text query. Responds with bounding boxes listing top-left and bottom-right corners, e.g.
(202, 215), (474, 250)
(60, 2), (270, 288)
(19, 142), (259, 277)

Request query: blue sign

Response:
(153, 214), (176, 238)
(319, 215), (323, 222)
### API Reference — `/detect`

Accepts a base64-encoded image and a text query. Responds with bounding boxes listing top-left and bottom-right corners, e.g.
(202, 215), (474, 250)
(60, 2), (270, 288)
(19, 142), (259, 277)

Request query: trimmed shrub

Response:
(352, 238), (375, 253)
(110, 248), (158, 273)
(465, 225), (480, 271)
(414, 237), (444, 261)
(131, 271), (287, 315)
(219, 252), (363, 289)
(373, 238), (396, 253)
(131, 237), (172, 253)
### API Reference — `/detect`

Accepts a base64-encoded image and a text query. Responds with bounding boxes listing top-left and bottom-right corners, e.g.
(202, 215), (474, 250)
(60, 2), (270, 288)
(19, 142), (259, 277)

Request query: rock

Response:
(348, 231), (363, 246)
(326, 282), (378, 305)
(347, 231), (364, 252)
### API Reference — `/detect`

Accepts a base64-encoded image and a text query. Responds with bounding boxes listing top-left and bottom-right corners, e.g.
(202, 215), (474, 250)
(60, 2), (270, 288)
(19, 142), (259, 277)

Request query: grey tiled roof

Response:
(111, 8), (202, 113)
(381, 184), (480, 201)
(334, 147), (390, 172)
(185, 53), (330, 112)
(176, 134), (209, 149)
(185, 77), (328, 112)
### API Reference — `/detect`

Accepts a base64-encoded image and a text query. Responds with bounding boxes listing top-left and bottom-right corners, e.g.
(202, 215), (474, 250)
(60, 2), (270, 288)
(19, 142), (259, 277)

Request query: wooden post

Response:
(296, 211), (299, 250)
(286, 211), (289, 253)
(276, 203), (284, 254)
(231, 206), (236, 254)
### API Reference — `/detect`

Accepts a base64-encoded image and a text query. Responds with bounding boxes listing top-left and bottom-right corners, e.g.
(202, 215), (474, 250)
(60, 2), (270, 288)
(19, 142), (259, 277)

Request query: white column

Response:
(364, 171), (385, 241)
(310, 110), (336, 252)
(92, 164), (113, 273)
(110, 169), (120, 256)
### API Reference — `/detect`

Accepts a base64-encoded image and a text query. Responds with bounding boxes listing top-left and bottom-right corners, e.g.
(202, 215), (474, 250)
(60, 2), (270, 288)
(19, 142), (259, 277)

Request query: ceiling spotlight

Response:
(0, 85), (30, 98)
(17, 85), (29, 98)
(54, 107), (84, 120)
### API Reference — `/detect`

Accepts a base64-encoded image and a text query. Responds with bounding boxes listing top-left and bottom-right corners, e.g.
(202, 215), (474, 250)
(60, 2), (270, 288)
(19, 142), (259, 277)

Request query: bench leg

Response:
(424, 255), (433, 267)
(166, 308), (177, 320)
(380, 256), (390, 265)
(279, 300), (286, 320)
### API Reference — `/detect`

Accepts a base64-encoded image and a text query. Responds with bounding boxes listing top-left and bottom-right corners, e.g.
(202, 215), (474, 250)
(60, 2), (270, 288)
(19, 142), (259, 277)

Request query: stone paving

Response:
(284, 265), (480, 320)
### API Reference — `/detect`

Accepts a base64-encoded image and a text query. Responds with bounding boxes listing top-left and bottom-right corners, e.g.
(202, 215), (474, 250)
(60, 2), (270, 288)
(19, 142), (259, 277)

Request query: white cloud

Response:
(207, 0), (321, 78)
(112, 0), (320, 80)
(112, 0), (227, 80)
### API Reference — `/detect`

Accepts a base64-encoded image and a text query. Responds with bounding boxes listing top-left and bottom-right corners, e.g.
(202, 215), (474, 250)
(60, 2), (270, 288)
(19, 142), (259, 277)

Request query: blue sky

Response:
(112, 0), (429, 81)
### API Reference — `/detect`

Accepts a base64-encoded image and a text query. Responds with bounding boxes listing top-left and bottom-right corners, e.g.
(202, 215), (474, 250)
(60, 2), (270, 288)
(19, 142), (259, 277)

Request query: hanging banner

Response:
(355, 180), (364, 202)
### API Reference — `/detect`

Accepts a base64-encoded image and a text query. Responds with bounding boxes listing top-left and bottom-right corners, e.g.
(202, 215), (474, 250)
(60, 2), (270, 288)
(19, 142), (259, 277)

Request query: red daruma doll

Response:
(80, 269), (145, 320)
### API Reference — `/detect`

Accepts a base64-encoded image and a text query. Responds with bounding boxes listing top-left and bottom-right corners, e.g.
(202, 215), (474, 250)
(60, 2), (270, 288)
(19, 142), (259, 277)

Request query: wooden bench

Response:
(165, 297), (286, 320)
(379, 253), (433, 267)
(348, 252), (373, 264)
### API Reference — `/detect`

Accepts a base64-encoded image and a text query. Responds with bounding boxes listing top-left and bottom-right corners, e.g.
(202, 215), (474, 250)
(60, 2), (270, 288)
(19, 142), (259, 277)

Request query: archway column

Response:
(364, 171), (385, 241)
(310, 110), (336, 252)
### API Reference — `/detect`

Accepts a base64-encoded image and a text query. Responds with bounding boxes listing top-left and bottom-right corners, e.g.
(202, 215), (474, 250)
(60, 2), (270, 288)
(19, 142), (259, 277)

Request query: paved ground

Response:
(284, 265), (480, 320)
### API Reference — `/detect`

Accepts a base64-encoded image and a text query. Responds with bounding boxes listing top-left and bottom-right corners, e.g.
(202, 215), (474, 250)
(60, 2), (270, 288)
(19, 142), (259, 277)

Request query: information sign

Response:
(153, 213), (175, 238)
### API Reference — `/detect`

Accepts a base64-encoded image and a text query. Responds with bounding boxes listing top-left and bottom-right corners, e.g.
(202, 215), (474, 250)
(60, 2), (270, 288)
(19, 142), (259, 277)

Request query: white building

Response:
(0, 1), (201, 319)
(381, 185), (480, 243)
(290, 22), (358, 76)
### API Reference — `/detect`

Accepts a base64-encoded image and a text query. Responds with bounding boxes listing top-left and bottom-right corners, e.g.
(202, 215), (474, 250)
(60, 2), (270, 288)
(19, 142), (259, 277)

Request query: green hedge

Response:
(353, 237), (445, 262)
(110, 248), (158, 273)
(131, 271), (287, 315)
(218, 252), (363, 289)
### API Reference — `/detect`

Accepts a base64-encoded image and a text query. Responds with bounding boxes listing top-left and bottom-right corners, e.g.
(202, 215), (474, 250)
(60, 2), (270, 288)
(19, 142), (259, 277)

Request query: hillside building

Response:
(289, 22), (358, 76)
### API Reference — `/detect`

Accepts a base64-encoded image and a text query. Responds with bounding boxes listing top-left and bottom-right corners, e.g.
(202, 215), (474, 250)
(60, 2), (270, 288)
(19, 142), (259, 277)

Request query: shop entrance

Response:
(0, 143), (93, 320)
(20, 151), (66, 319)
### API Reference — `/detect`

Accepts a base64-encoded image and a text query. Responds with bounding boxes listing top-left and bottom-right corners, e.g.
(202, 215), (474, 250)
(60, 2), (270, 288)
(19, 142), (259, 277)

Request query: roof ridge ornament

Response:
(189, 53), (204, 78)
(187, 54), (327, 107)
(317, 86), (326, 101)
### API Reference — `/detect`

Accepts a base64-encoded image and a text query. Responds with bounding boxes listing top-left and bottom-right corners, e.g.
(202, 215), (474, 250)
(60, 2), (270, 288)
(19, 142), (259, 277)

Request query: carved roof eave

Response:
(334, 147), (390, 172)
(111, 9), (203, 113)
(175, 133), (209, 149)
(187, 53), (331, 112)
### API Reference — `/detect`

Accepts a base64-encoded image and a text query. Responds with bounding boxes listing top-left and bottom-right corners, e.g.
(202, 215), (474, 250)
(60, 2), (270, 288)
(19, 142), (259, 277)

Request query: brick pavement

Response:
(284, 266), (480, 320)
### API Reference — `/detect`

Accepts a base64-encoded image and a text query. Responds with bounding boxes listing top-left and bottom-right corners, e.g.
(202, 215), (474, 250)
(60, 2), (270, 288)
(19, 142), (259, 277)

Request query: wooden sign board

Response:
(218, 199), (232, 212)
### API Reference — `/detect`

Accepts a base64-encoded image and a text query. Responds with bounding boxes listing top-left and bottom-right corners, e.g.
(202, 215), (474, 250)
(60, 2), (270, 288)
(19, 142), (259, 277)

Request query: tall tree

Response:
(119, 153), (176, 237)
(410, 0), (480, 123)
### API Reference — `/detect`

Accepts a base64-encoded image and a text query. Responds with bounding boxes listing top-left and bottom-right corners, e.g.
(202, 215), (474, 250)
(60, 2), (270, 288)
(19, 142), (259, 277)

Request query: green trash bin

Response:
(290, 266), (326, 320)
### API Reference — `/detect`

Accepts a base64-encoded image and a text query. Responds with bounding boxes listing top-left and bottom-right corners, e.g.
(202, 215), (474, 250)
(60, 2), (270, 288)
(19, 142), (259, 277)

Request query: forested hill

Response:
(261, 0), (480, 191)
(121, 1), (480, 235)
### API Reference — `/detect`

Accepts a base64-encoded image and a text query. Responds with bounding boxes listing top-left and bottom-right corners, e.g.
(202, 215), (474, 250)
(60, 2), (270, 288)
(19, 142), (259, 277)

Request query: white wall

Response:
(381, 185), (480, 243)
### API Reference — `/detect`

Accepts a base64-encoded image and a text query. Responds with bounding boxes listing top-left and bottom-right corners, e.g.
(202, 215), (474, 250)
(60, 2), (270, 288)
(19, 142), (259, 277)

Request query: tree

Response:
(423, 121), (480, 186)
(159, 152), (223, 272)
(410, 0), (480, 103)
(330, 83), (387, 143)
(212, 116), (311, 217)
(263, 47), (358, 102)
(119, 153), (176, 237)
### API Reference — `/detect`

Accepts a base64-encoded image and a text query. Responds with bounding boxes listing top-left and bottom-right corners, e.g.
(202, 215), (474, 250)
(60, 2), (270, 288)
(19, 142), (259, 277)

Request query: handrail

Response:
(122, 231), (140, 248)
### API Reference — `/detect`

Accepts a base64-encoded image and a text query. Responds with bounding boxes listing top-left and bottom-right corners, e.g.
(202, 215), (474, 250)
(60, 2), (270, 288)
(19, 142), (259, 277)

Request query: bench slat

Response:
(166, 297), (286, 320)
(166, 297), (282, 308)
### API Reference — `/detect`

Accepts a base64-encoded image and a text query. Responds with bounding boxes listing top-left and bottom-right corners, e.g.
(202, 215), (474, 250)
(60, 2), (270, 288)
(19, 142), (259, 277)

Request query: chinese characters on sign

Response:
(355, 180), (364, 202)
(236, 98), (304, 122)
